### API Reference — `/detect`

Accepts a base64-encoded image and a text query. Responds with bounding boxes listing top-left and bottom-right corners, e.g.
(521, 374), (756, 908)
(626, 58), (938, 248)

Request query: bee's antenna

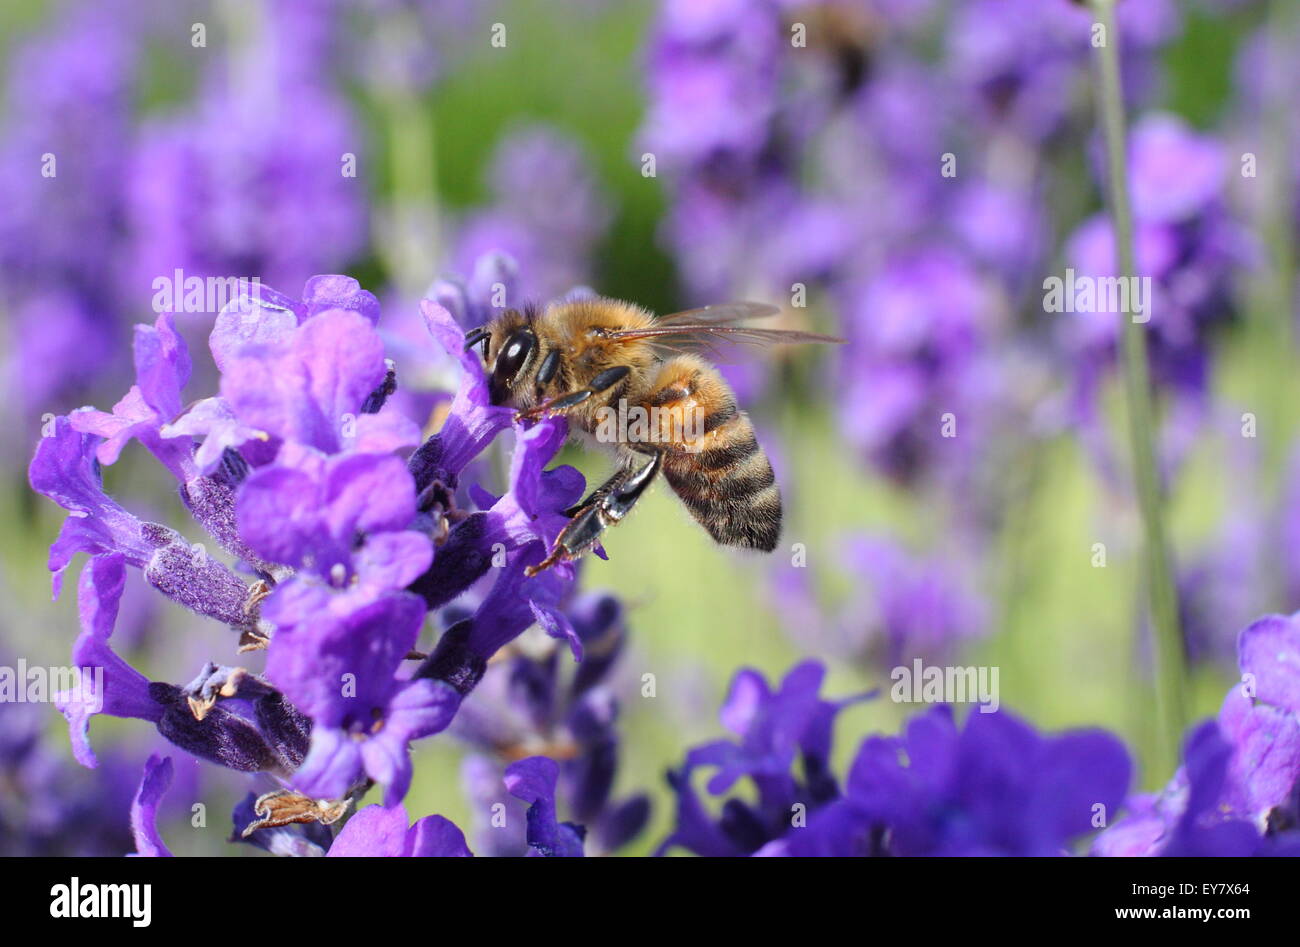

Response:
(463, 325), (490, 352)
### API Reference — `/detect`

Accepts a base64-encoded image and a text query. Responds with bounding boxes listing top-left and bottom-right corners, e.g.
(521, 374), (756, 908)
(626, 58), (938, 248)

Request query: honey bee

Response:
(463, 297), (841, 575)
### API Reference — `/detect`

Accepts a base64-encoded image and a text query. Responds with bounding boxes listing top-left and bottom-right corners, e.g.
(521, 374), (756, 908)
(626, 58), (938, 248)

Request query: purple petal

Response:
(161, 397), (268, 474)
(352, 407), (422, 454)
(1219, 685), (1300, 820)
(719, 669), (770, 737)
(222, 309), (386, 453)
(302, 275), (380, 324)
(408, 299), (514, 483)
(530, 601), (582, 662)
(55, 554), (163, 768)
(505, 755), (585, 857)
(129, 754), (174, 857)
(328, 804), (472, 857)
(354, 531), (434, 591)
(265, 591), (425, 727)
(407, 814), (474, 857)
(327, 804), (410, 857)
(291, 728), (363, 802)
(210, 282), (304, 372)
(1238, 613), (1300, 714)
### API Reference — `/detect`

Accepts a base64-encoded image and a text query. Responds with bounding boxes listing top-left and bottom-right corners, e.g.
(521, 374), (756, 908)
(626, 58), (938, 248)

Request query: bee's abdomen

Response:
(663, 414), (782, 552)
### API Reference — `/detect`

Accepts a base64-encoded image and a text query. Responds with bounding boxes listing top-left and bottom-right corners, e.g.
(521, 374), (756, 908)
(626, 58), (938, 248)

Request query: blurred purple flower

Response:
(453, 124), (612, 302)
(946, 0), (1177, 141)
(125, 2), (367, 298)
(0, 2), (141, 452)
(773, 534), (986, 668)
(451, 592), (649, 855)
(1061, 113), (1248, 413)
(838, 247), (1008, 484)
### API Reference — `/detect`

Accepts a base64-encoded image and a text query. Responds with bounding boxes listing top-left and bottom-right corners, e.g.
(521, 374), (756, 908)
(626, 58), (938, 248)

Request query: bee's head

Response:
(466, 311), (538, 406)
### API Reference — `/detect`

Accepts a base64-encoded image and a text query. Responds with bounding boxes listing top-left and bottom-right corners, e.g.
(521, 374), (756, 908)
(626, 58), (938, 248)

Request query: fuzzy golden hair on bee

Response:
(466, 296), (842, 574)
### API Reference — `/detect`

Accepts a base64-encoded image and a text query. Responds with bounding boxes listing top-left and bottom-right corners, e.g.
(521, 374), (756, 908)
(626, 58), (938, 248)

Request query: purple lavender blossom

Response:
(289, 756), (578, 856)
(946, 0), (1177, 141)
(1060, 113), (1246, 414)
(837, 247), (1006, 484)
(0, 2), (140, 456)
(125, 2), (367, 297)
(657, 661), (870, 857)
(30, 420), (258, 626)
(451, 593), (649, 855)
(1095, 612), (1300, 855)
(29, 263), (632, 855)
(69, 312), (196, 482)
(660, 661), (1132, 857)
(800, 705), (1131, 857)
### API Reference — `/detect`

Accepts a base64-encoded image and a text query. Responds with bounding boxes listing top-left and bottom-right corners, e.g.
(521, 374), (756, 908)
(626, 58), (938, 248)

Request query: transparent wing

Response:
(602, 301), (842, 351)
(653, 301), (783, 326)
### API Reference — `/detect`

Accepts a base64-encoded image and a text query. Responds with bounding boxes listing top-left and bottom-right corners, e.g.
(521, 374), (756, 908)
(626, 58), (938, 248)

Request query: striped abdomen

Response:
(631, 354), (782, 552)
(660, 408), (782, 552)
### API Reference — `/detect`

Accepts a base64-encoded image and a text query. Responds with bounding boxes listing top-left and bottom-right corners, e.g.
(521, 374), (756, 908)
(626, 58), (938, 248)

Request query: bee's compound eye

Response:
(495, 330), (535, 382)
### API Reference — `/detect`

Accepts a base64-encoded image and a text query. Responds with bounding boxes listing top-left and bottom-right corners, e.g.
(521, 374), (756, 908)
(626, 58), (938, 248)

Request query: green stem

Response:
(1088, 0), (1187, 772)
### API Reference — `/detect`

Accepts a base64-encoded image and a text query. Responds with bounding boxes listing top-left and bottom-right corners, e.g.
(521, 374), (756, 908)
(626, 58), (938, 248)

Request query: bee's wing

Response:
(603, 301), (843, 349)
(654, 301), (783, 326)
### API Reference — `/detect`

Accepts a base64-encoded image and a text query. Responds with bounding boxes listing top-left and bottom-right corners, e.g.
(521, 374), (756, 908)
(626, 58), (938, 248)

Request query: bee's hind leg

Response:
(525, 451), (662, 577)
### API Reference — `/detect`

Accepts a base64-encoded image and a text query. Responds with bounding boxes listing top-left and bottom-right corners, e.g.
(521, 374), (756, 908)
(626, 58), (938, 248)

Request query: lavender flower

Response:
(0, 1), (140, 455)
(125, 2), (367, 296)
(1060, 113), (1246, 417)
(946, 0), (1177, 141)
(254, 756), (574, 856)
(29, 261), (630, 854)
(1095, 612), (1300, 855)
(657, 661), (870, 857)
(660, 661), (1131, 857)
(801, 705), (1131, 857)
(451, 593), (649, 855)
(836, 248), (1008, 485)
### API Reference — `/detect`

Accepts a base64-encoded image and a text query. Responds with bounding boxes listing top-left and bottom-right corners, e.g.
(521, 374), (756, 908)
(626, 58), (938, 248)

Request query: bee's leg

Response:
(525, 450), (661, 576)
(514, 365), (631, 422)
